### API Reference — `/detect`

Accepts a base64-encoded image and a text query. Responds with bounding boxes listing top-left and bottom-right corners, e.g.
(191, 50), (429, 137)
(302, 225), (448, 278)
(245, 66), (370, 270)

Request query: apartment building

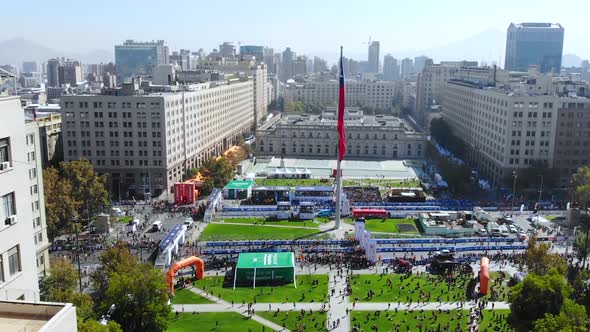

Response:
(24, 122), (50, 277)
(61, 80), (254, 199)
(256, 107), (426, 159)
(0, 96), (39, 301)
(283, 80), (397, 110)
(442, 70), (590, 187)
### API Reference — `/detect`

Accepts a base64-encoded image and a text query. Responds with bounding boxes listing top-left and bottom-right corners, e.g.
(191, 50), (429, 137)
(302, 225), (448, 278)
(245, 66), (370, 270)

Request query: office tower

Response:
(22, 62), (38, 74)
(280, 47), (295, 81)
(58, 59), (82, 86)
(60, 79), (256, 199)
(46, 59), (60, 87)
(348, 59), (358, 76)
(306, 58), (313, 75)
(504, 23), (564, 73)
(291, 58), (307, 77)
(169, 50), (192, 70)
(400, 58), (414, 78)
(240, 45), (264, 62)
(368, 41), (380, 73)
(383, 55), (399, 81)
(219, 42), (236, 58)
(115, 40), (169, 82)
(442, 69), (589, 186)
(0, 95), (40, 301)
(313, 56), (327, 73)
(414, 55), (431, 74)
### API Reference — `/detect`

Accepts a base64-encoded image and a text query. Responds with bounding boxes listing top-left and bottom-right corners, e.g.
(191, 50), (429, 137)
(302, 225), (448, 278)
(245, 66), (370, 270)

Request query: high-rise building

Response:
(442, 69), (589, 186)
(240, 45), (264, 62)
(219, 42), (236, 58)
(400, 58), (414, 78)
(504, 23), (564, 73)
(58, 59), (82, 86)
(46, 59), (60, 88)
(313, 56), (327, 73)
(60, 79), (256, 198)
(22, 62), (38, 74)
(383, 55), (399, 81)
(368, 41), (380, 73)
(291, 58), (307, 77)
(280, 47), (295, 82)
(0, 95), (40, 301)
(115, 40), (169, 82)
(414, 55), (431, 74)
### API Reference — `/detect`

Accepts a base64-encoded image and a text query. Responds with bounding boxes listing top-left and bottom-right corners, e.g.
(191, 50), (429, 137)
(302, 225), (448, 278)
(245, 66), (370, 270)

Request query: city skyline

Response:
(2, 0), (590, 65)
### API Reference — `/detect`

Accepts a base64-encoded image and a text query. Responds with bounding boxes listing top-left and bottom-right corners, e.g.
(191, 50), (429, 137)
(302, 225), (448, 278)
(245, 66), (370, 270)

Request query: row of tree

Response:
(41, 243), (171, 332)
(184, 156), (235, 195)
(43, 159), (111, 240)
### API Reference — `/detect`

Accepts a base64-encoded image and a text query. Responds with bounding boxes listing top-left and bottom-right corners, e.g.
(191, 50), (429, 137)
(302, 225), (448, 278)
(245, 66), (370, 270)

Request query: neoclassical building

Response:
(256, 107), (426, 159)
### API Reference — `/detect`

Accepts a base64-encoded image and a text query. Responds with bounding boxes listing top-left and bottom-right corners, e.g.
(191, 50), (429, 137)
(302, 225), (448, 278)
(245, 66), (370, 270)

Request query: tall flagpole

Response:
(335, 46), (343, 230)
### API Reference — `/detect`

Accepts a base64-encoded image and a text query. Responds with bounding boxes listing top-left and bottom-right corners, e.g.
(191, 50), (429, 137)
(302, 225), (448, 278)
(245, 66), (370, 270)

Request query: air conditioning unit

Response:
(5, 215), (17, 225)
(0, 162), (10, 171)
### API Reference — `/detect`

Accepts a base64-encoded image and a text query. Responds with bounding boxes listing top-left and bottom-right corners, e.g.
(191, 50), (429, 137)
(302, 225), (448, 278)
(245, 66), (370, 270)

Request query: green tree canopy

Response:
(43, 167), (81, 240)
(509, 268), (572, 331)
(92, 243), (171, 332)
(524, 235), (568, 276)
(533, 299), (588, 332)
(572, 166), (590, 209)
(60, 159), (111, 223)
(197, 157), (234, 195)
(429, 117), (467, 157)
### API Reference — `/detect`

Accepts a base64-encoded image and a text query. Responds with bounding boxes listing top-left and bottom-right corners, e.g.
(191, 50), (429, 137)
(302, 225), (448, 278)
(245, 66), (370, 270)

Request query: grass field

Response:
(479, 309), (512, 331)
(343, 218), (418, 233)
(170, 288), (213, 304)
(199, 223), (324, 241)
(167, 312), (265, 332)
(488, 272), (511, 302)
(194, 275), (328, 303)
(351, 309), (470, 332)
(254, 178), (332, 187)
(213, 217), (319, 228)
(349, 273), (471, 303)
(258, 311), (327, 331)
(117, 216), (133, 223)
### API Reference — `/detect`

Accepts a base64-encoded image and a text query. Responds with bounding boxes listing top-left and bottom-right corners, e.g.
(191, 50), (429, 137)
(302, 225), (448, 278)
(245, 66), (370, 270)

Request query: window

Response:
(0, 255), (3, 282)
(8, 246), (21, 275)
(0, 138), (10, 165)
(25, 134), (34, 146)
(2, 192), (16, 220)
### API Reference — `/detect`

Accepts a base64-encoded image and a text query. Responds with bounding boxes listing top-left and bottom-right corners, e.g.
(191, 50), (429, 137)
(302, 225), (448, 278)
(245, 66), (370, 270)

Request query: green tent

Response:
(223, 180), (254, 199)
(233, 252), (296, 289)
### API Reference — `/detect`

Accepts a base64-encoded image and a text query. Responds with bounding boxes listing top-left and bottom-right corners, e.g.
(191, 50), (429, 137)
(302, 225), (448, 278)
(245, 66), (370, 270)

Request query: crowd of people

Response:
(344, 187), (383, 203)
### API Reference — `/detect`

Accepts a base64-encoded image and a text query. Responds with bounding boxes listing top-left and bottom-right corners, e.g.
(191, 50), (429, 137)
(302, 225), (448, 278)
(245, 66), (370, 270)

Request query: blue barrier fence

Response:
(374, 237), (521, 245)
(204, 239), (353, 247)
(376, 245), (528, 253)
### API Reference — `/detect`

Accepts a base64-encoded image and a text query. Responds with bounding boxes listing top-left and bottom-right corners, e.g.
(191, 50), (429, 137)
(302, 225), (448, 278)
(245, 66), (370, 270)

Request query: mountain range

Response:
(0, 37), (113, 67)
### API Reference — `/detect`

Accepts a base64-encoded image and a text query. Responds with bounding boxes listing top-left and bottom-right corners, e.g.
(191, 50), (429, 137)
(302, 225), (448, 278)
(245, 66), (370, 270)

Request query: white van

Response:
(499, 225), (510, 237)
(132, 218), (140, 226)
(184, 218), (194, 227)
(151, 220), (162, 231)
(490, 227), (501, 237)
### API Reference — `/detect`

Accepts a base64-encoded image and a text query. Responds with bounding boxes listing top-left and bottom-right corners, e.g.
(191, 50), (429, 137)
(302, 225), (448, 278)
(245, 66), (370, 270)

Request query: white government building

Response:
(256, 107), (426, 159)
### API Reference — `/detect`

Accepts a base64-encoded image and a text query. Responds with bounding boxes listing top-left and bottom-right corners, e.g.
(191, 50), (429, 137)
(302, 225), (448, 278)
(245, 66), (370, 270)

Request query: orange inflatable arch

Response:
(166, 256), (205, 294)
(480, 257), (490, 295)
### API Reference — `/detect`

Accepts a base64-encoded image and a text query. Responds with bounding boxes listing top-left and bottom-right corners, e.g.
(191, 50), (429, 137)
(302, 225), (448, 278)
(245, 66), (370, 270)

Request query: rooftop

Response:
(0, 301), (76, 332)
(512, 22), (563, 29)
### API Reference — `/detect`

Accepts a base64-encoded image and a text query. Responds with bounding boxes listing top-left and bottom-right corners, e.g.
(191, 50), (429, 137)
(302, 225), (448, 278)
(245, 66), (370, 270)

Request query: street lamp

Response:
(510, 171), (518, 217)
(538, 174), (544, 203)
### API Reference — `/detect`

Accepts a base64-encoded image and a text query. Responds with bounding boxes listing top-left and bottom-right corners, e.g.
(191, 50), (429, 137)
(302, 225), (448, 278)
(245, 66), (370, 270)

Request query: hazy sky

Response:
(3, 0), (589, 62)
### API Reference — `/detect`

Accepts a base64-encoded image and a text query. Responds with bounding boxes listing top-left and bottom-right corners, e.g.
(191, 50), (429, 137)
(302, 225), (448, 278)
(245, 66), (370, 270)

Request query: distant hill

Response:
(0, 37), (113, 67)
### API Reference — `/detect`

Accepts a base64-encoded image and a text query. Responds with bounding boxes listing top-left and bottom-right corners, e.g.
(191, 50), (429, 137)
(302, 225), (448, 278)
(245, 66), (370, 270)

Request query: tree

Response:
(43, 167), (81, 240)
(92, 243), (171, 332)
(197, 157), (234, 195)
(429, 118), (467, 158)
(574, 228), (590, 262)
(183, 167), (199, 181)
(79, 320), (123, 332)
(509, 269), (572, 331)
(523, 235), (568, 276)
(572, 166), (590, 209)
(285, 100), (304, 113)
(533, 299), (588, 332)
(60, 159), (110, 223)
(501, 161), (558, 197)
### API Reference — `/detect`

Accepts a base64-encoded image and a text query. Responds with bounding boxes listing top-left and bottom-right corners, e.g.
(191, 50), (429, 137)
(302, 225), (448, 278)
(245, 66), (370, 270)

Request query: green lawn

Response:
(342, 218), (418, 233)
(258, 310), (327, 331)
(171, 288), (213, 304)
(199, 224), (324, 241)
(488, 272), (511, 302)
(254, 178), (332, 187)
(213, 217), (319, 228)
(167, 312), (265, 332)
(117, 216), (133, 223)
(194, 275), (328, 303)
(349, 274), (471, 303)
(480, 309), (513, 331)
(351, 309), (470, 332)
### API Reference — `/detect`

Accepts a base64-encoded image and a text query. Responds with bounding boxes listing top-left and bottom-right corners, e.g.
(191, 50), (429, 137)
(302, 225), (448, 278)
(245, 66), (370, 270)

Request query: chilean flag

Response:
(337, 48), (346, 161)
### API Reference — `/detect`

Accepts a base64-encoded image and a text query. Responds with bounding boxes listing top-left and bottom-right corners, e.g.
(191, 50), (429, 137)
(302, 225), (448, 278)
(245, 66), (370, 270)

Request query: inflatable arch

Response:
(166, 256), (205, 294)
